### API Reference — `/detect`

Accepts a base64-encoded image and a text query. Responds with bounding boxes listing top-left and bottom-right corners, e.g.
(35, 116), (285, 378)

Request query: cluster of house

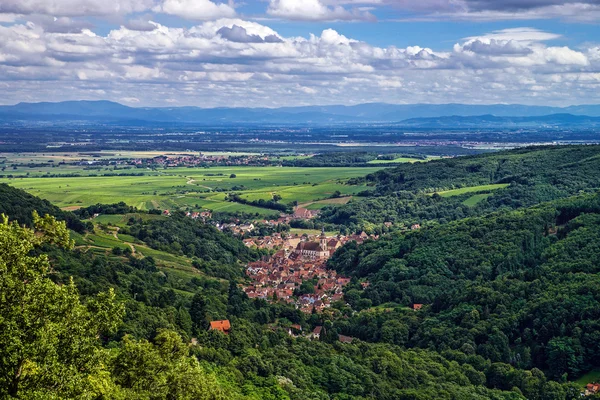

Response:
(133, 154), (272, 167)
(243, 230), (377, 251)
(243, 230), (374, 314)
(200, 206), (324, 236)
(585, 383), (600, 396)
(185, 211), (212, 220)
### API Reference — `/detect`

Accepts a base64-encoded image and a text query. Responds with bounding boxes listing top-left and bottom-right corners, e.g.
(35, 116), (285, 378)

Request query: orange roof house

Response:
(338, 334), (354, 343)
(586, 383), (600, 395)
(412, 304), (424, 311)
(209, 320), (231, 334)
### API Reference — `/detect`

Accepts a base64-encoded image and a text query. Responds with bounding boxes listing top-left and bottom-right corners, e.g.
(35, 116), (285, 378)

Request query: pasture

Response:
(2, 165), (383, 214)
(462, 193), (493, 206)
(434, 184), (510, 198)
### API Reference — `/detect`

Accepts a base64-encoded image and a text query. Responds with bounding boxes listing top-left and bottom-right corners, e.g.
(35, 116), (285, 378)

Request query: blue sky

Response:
(0, 0), (599, 107)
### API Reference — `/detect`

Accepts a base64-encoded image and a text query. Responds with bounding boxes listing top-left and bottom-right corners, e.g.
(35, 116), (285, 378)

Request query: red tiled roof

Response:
(209, 320), (231, 333)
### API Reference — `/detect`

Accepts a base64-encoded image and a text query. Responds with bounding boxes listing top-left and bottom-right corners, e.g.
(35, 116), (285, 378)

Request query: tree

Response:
(547, 337), (582, 379)
(229, 174), (237, 179)
(0, 213), (123, 398)
(111, 330), (227, 399)
(190, 293), (208, 332)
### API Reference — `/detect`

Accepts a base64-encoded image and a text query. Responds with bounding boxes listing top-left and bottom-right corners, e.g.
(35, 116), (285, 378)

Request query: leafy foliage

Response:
(328, 192), (600, 384)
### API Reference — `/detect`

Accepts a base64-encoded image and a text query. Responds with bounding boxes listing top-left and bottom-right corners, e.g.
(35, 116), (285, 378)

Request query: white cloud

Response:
(464, 28), (562, 43)
(0, 0), (154, 17)
(267, 0), (374, 21)
(155, 0), (236, 20)
(0, 19), (598, 107)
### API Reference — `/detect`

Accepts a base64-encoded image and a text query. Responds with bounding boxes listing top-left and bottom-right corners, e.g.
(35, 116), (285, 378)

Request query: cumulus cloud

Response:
(0, 0), (154, 17)
(380, 0), (600, 21)
(0, 18), (598, 107)
(217, 25), (282, 43)
(267, 0), (375, 21)
(124, 18), (158, 32)
(155, 0), (236, 20)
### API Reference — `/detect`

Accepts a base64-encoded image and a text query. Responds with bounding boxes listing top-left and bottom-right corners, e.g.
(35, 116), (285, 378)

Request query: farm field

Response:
(434, 183), (510, 198)
(462, 193), (493, 206)
(2, 165), (384, 214)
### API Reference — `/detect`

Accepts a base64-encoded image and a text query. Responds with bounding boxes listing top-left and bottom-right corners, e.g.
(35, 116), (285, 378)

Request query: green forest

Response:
(3, 145), (600, 399)
(319, 145), (600, 233)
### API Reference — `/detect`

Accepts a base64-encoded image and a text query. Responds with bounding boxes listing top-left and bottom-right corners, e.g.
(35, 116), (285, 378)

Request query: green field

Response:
(2, 165), (383, 215)
(434, 184), (509, 198)
(462, 193), (493, 206)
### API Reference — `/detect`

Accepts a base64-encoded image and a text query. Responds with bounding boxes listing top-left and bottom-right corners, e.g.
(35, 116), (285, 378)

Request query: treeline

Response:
(282, 152), (427, 167)
(74, 201), (139, 219)
(328, 192), (600, 383)
(227, 193), (292, 213)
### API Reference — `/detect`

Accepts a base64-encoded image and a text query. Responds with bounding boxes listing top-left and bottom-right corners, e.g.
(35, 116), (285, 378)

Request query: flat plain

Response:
(2, 163), (384, 214)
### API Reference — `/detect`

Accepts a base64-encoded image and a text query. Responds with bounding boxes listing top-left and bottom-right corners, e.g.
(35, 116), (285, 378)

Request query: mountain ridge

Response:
(2, 100), (600, 125)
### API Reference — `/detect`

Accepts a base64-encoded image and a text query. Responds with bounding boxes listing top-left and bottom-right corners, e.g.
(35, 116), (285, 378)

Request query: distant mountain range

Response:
(1, 100), (600, 127)
(400, 113), (600, 128)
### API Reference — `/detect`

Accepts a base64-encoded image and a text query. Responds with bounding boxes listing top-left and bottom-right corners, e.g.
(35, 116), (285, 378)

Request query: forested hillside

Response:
(358, 145), (600, 195)
(1, 206), (541, 399)
(0, 183), (87, 232)
(328, 192), (600, 386)
(320, 145), (600, 232)
(3, 149), (600, 399)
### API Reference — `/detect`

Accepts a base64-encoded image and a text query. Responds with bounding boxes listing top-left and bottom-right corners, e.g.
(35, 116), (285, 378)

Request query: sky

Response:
(0, 0), (599, 107)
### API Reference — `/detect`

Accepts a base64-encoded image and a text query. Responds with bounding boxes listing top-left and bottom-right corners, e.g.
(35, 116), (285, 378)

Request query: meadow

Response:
(433, 184), (510, 197)
(2, 164), (384, 215)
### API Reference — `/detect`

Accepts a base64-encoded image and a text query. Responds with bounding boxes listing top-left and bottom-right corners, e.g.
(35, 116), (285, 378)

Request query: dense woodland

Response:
(320, 145), (600, 232)
(3, 145), (600, 399)
(329, 193), (600, 382)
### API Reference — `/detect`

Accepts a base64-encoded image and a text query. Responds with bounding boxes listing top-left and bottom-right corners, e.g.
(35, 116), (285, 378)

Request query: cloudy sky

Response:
(0, 0), (599, 107)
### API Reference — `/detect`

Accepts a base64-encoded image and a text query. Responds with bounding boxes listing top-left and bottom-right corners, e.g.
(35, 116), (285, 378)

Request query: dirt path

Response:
(187, 178), (213, 191)
(111, 227), (136, 255)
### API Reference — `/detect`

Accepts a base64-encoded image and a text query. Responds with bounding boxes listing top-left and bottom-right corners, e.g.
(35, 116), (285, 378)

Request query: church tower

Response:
(320, 227), (327, 251)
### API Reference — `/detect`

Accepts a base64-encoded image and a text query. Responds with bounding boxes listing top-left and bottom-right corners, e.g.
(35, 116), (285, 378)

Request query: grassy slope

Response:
(73, 221), (199, 276)
(462, 193), (493, 206)
(574, 369), (600, 388)
(435, 184), (510, 197)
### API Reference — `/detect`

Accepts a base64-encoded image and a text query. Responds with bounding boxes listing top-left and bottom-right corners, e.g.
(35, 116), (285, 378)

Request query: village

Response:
(242, 228), (378, 314)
